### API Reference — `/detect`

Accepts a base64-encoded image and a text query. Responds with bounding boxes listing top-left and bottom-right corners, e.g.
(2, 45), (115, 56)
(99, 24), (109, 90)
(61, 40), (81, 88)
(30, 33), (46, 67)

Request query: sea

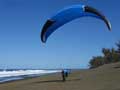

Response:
(0, 69), (61, 83)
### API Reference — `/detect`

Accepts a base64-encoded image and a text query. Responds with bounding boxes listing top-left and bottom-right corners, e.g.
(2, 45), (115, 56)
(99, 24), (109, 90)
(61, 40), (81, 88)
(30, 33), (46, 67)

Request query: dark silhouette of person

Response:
(61, 69), (71, 82)
(61, 70), (66, 81)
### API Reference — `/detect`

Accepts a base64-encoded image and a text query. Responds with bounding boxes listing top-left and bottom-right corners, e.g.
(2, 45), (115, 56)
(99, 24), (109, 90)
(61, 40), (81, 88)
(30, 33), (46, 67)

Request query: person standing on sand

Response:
(64, 69), (69, 77)
(61, 70), (66, 81)
(61, 69), (70, 81)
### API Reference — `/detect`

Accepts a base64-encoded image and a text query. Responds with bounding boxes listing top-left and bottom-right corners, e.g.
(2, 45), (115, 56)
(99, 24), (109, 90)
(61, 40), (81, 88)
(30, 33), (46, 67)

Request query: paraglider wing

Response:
(84, 6), (111, 31)
(41, 20), (56, 43)
(41, 5), (111, 43)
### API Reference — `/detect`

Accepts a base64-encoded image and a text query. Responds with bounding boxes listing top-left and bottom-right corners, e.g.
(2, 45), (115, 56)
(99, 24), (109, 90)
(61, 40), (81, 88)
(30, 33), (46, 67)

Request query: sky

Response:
(0, 0), (120, 69)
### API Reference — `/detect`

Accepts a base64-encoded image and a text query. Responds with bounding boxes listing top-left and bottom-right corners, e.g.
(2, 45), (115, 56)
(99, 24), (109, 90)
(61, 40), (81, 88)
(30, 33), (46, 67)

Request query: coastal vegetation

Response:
(89, 41), (120, 68)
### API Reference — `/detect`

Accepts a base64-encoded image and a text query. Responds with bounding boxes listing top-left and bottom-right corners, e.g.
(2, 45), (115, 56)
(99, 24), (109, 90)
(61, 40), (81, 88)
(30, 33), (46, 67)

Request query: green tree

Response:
(89, 40), (120, 69)
(114, 41), (120, 62)
(89, 56), (104, 69)
(116, 41), (120, 53)
(102, 48), (112, 64)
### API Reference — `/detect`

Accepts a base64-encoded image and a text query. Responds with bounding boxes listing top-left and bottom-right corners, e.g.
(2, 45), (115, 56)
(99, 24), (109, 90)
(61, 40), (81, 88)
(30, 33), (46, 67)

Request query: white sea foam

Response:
(0, 70), (60, 78)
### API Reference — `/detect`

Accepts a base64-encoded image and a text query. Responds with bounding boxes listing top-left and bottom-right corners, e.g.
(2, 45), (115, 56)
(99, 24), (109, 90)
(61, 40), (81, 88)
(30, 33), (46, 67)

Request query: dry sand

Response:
(0, 62), (120, 90)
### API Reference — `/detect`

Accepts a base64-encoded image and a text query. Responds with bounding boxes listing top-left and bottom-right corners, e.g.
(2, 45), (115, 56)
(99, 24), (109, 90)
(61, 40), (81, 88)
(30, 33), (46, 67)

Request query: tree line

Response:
(89, 41), (120, 69)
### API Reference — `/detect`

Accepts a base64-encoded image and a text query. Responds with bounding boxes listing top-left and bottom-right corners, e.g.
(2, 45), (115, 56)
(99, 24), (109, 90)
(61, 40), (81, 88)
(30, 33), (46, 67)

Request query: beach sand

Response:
(0, 62), (120, 90)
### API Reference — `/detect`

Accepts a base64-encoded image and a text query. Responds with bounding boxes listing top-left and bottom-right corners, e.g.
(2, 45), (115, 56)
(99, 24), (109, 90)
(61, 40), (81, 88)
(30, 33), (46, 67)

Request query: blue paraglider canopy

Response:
(41, 4), (111, 43)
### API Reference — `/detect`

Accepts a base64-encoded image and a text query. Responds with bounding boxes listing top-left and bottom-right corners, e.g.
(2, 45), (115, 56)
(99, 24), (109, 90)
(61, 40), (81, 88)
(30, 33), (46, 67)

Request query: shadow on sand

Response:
(30, 78), (81, 84)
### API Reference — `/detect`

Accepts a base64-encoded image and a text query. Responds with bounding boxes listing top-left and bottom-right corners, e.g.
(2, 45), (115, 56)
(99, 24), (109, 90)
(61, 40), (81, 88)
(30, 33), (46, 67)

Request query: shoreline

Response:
(0, 63), (120, 90)
(0, 72), (61, 84)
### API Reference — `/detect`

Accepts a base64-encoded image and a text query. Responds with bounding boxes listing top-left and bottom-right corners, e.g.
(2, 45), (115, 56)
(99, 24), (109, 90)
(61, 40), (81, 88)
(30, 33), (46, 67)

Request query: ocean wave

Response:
(0, 69), (61, 83)
(0, 70), (60, 78)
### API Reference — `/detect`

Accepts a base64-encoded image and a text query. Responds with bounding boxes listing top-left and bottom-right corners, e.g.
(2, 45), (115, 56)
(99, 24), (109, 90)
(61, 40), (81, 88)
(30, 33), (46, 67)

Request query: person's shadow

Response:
(30, 78), (81, 84)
